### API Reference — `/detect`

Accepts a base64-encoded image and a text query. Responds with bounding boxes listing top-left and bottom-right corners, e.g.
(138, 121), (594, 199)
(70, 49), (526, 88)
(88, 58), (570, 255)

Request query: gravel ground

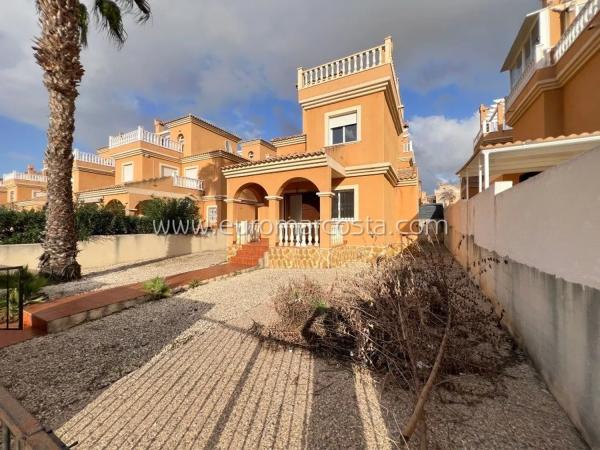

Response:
(0, 261), (587, 449)
(42, 250), (226, 299)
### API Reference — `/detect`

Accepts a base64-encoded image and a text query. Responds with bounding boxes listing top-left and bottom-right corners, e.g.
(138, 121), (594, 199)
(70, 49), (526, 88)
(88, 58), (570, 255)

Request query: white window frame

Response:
(324, 106), (361, 146)
(122, 162), (134, 183)
(159, 164), (179, 178)
(184, 166), (198, 179)
(332, 184), (359, 221)
(206, 205), (218, 225)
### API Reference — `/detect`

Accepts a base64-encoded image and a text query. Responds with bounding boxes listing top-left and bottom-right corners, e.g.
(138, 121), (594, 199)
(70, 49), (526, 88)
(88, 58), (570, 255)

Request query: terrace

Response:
(108, 126), (183, 152)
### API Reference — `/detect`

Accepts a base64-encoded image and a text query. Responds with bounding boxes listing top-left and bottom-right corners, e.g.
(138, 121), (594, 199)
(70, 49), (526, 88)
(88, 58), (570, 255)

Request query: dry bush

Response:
(254, 242), (514, 443)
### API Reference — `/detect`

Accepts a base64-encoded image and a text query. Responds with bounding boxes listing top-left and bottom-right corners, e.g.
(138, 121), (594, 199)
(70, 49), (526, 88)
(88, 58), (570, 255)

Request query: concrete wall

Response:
(0, 233), (226, 272)
(444, 148), (600, 447)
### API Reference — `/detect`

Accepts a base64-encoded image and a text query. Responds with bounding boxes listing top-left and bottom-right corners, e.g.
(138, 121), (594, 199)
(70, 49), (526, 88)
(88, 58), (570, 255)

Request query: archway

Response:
(104, 199), (126, 216)
(277, 177), (320, 222)
(234, 182), (268, 221)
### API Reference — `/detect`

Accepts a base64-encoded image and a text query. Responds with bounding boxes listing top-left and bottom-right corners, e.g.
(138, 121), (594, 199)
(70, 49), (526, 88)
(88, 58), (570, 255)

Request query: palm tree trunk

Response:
(34, 0), (84, 281)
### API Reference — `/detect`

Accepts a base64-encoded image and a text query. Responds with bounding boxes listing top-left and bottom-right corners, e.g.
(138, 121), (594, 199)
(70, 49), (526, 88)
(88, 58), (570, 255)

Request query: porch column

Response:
(224, 198), (236, 247)
(265, 195), (283, 248)
(317, 191), (335, 249)
(478, 156), (483, 193)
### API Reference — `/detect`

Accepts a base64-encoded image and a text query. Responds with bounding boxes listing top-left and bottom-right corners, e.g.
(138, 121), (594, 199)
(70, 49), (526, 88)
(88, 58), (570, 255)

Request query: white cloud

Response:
(410, 114), (480, 192)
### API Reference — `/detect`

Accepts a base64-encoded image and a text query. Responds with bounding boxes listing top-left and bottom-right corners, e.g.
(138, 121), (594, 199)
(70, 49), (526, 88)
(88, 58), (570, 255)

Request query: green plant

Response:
(142, 277), (171, 299)
(140, 198), (199, 229)
(188, 279), (202, 289)
(0, 267), (47, 322)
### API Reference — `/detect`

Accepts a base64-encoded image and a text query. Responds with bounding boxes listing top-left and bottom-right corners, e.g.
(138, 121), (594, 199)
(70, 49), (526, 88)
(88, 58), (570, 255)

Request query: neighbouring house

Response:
(458, 0), (600, 198)
(223, 37), (421, 268)
(445, 1), (600, 445)
(0, 165), (48, 210)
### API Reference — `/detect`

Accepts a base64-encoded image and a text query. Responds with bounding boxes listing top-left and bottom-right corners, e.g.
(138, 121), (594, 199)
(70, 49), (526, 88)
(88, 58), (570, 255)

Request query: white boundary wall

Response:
(0, 233), (226, 272)
(445, 147), (600, 447)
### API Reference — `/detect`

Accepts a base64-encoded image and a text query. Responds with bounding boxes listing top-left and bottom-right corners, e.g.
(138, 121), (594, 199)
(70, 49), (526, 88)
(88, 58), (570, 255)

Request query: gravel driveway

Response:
(0, 263), (586, 449)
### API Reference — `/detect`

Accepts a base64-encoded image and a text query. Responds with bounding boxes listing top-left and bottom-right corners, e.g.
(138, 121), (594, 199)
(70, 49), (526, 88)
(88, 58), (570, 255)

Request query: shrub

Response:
(142, 277), (171, 299)
(140, 198), (198, 231)
(0, 207), (45, 244)
(0, 267), (47, 322)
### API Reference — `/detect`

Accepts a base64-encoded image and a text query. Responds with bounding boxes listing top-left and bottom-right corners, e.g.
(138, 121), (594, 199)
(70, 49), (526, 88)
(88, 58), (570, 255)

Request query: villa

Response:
(0, 37), (421, 268)
(458, 0), (600, 198)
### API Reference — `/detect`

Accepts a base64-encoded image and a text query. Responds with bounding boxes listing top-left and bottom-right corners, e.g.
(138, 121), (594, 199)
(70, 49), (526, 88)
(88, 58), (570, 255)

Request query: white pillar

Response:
(478, 158), (483, 193)
(483, 151), (490, 190)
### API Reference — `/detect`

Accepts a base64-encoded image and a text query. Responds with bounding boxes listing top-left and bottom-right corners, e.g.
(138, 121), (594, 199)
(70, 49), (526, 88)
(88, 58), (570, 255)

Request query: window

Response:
(122, 163), (134, 182)
(161, 166), (178, 177)
(207, 206), (218, 225)
(329, 112), (358, 145)
(184, 167), (197, 179)
(225, 141), (233, 153)
(248, 151), (255, 160)
(177, 134), (185, 151)
(332, 188), (356, 220)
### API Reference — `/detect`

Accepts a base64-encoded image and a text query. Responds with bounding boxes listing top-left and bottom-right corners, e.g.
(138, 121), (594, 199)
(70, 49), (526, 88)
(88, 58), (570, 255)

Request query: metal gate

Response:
(0, 266), (24, 331)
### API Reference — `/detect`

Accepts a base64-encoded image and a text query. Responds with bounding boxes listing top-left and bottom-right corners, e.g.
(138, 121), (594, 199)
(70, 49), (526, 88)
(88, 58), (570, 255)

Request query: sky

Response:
(0, 0), (539, 192)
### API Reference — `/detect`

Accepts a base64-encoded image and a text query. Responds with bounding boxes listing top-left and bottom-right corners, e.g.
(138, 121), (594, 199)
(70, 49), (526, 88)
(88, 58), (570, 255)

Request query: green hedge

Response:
(0, 198), (199, 245)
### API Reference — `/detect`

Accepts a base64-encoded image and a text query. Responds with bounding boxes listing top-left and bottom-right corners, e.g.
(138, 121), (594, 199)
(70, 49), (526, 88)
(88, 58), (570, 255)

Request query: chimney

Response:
(154, 119), (165, 134)
(26, 164), (35, 174)
(478, 104), (489, 128)
(497, 100), (506, 129)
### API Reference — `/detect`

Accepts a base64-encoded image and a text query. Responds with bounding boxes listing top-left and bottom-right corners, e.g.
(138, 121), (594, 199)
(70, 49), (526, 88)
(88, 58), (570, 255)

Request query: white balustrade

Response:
(73, 149), (115, 167)
(506, 57), (544, 109)
(108, 126), (183, 152)
(236, 220), (261, 244)
(299, 43), (387, 88)
(553, 0), (599, 63)
(2, 171), (47, 183)
(278, 221), (320, 247)
(172, 175), (204, 190)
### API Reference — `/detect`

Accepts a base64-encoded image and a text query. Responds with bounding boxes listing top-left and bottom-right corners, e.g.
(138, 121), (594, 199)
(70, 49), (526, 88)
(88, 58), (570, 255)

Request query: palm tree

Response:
(34, 0), (150, 281)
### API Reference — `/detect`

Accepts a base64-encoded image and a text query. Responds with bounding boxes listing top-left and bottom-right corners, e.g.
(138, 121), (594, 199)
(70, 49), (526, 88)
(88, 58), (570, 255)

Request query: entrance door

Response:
(289, 194), (303, 221)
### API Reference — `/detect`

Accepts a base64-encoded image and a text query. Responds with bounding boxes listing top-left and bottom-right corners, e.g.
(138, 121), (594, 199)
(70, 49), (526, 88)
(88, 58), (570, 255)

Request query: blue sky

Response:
(0, 0), (537, 191)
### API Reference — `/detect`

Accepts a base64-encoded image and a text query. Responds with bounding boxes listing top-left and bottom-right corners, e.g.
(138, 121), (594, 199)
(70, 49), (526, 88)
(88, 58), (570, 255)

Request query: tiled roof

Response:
(223, 151), (326, 170)
(162, 114), (241, 141)
(481, 131), (600, 150)
(396, 167), (418, 181)
(271, 133), (305, 142)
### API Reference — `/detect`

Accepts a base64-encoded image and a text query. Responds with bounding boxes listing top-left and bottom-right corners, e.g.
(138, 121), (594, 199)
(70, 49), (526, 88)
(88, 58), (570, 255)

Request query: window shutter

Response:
(329, 112), (357, 128)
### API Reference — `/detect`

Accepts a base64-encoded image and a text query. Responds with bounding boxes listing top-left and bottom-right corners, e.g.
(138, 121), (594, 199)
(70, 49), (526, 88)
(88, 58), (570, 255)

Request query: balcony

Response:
(73, 149), (115, 167)
(2, 171), (47, 183)
(172, 175), (203, 190)
(108, 126), (183, 152)
(552, 0), (599, 62)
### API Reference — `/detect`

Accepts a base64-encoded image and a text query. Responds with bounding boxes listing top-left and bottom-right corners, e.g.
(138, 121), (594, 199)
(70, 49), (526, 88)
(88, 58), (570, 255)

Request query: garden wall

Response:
(444, 147), (600, 447)
(0, 233), (226, 271)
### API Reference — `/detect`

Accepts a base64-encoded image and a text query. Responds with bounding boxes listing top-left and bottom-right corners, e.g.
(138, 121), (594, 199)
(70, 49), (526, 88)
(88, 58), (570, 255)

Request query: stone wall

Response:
(0, 233), (226, 272)
(266, 243), (406, 269)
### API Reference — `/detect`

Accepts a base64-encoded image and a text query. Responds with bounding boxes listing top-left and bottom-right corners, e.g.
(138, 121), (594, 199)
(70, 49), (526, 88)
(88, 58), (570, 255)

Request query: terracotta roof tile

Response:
(223, 151), (326, 170)
(480, 131), (600, 150)
(396, 167), (418, 181)
(271, 133), (306, 142)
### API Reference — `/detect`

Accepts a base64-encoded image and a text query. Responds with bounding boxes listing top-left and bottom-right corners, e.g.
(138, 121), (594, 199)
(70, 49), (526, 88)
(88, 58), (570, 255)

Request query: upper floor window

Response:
(177, 134), (185, 151)
(248, 151), (255, 160)
(122, 163), (134, 183)
(329, 111), (358, 145)
(161, 165), (178, 177)
(225, 141), (233, 153)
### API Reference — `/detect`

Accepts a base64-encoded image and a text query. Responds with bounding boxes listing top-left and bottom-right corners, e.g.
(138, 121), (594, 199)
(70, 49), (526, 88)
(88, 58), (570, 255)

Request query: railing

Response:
(108, 126), (183, 152)
(236, 221), (261, 245)
(278, 221), (320, 247)
(172, 175), (204, 190)
(403, 141), (413, 153)
(0, 266), (23, 331)
(0, 386), (67, 450)
(73, 149), (115, 167)
(299, 41), (390, 89)
(1, 172), (47, 183)
(552, 0), (599, 63)
(506, 56), (547, 108)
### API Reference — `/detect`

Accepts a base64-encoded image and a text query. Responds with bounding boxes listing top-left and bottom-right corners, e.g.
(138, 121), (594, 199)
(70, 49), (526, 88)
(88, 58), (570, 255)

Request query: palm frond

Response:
(93, 0), (127, 46)
(117, 0), (151, 23)
(78, 2), (90, 47)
